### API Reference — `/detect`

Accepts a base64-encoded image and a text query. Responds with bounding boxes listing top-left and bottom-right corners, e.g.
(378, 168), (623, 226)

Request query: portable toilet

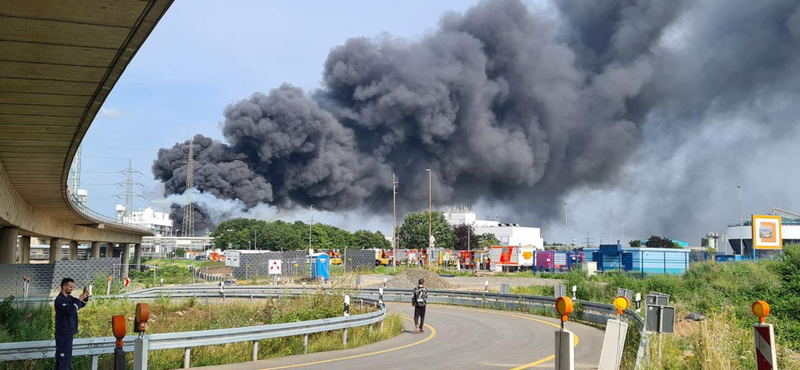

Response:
(310, 253), (330, 281)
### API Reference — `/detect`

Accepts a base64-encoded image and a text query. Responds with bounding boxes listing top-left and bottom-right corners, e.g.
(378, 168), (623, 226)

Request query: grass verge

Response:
(511, 245), (800, 369)
(0, 293), (402, 370)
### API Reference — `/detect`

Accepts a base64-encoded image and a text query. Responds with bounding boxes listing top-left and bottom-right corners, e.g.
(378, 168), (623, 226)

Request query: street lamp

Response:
(392, 174), (398, 268)
(426, 169), (432, 267)
(738, 185), (746, 258)
(564, 202), (569, 249)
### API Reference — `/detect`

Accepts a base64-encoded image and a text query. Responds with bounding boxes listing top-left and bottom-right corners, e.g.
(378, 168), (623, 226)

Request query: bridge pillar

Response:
(121, 243), (130, 278)
(104, 243), (113, 257)
(134, 243), (142, 272)
(91, 241), (101, 258)
(20, 236), (31, 264)
(50, 238), (63, 262)
(0, 227), (19, 264)
(69, 240), (79, 260)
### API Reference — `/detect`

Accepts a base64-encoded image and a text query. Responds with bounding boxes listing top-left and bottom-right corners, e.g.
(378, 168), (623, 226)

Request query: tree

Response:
(210, 218), (263, 250)
(629, 239), (642, 248)
(479, 233), (501, 249)
(352, 230), (391, 249)
(453, 224), (480, 250)
(398, 211), (455, 249)
(701, 238), (709, 247)
(645, 236), (678, 249)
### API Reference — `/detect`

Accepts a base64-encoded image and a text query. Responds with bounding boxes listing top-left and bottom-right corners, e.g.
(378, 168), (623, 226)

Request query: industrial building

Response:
(116, 205), (174, 236)
(140, 236), (214, 258)
(584, 242), (691, 275)
(725, 207), (800, 257)
(443, 207), (544, 250)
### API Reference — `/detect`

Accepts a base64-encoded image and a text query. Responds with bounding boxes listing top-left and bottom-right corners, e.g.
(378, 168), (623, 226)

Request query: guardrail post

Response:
(343, 295), (350, 346)
(485, 280), (489, 293)
(91, 355), (99, 370)
(133, 337), (148, 370)
(304, 334), (309, 354)
(252, 340), (259, 361)
(184, 347), (191, 368)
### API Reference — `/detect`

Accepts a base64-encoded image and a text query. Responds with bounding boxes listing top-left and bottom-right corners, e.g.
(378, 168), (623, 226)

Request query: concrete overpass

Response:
(0, 0), (174, 276)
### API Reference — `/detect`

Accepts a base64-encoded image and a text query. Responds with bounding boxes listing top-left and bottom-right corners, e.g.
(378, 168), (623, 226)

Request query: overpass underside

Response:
(0, 0), (174, 277)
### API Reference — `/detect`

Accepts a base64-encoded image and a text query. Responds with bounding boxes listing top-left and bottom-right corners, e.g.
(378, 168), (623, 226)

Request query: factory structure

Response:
(116, 205), (174, 236)
(725, 207), (800, 258)
(442, 207), (544, 250)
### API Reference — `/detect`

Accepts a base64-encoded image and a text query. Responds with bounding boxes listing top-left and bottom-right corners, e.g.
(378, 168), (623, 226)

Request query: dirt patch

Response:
(202, 266), (232, 276)
(385, 269), (453, 290)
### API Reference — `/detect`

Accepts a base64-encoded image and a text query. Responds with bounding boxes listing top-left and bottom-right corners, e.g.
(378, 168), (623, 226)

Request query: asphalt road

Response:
(191, 303), (604, 370)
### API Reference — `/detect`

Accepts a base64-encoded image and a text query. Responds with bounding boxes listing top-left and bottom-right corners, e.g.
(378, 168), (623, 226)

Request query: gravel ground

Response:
(361, 273), (561, 292)
(384, 269), (453, 289)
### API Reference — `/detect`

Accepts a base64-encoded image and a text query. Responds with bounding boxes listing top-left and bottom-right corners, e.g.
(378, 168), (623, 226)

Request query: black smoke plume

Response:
(154, 0), (800, 234)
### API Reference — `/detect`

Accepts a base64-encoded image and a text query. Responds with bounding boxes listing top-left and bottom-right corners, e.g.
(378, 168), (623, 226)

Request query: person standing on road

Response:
(412, 278), (428, 333)
(54, 278), (88, 370)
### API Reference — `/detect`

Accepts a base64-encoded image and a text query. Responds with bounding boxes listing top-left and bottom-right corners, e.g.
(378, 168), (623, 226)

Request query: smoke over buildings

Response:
(153, 0), (800, 236)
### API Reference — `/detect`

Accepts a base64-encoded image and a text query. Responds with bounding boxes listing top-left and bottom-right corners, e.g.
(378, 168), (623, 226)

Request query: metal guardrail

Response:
(67, 191), (152, 233)
(2, 286), (648, 369)
(0, 289), (385, 368)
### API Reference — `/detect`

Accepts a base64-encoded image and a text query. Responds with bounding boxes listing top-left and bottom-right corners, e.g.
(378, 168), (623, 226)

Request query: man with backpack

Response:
(412, 278), (428, 333)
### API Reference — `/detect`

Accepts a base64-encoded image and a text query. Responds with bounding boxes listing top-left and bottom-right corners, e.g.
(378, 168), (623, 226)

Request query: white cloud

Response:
(98, 108), (120, 119)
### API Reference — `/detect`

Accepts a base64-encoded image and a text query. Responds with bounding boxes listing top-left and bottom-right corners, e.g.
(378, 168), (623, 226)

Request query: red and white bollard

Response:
(752, 301), (777, 370)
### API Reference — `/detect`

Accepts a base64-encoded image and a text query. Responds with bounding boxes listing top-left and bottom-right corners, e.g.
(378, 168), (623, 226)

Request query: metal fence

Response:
(1, 286), (648, 370)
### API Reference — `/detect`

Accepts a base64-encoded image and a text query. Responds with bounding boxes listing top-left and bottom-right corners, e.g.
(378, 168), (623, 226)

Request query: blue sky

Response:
(80, 0), (484, 232)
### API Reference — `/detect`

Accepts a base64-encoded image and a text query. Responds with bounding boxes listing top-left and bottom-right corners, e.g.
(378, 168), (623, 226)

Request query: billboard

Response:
(752, 215), (782, 250)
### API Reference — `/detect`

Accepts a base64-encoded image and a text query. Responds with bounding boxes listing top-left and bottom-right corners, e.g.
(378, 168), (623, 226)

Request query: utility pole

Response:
(182, 139), (195, 237)
(392, 173), (398, 268)
(114, 159), (144, 221)
(309, 205), (313, 255)
(467, 223), (471, 252)
(254, 229), (257, 251)
(427, 169), (432, 267)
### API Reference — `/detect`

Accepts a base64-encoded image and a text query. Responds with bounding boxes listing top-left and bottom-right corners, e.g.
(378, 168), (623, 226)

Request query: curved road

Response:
(192, 303), (604, 370)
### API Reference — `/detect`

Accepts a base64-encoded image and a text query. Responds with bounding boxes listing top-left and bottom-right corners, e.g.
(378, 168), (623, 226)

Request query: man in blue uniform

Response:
(54, 278), (88, 370)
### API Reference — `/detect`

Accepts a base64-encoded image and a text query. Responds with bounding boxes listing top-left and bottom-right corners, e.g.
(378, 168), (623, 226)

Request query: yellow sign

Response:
(752, 300), (770, 324)
(613, 296), (630, 314)
(752, 215), (782, 250)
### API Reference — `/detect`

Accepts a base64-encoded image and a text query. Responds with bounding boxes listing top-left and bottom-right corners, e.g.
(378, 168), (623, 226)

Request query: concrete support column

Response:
(91, 242), (101, 259)
(134, 243), (142, 272)
(69, 241), (79, 260)
(104, 243), (113, 258)
(121, 243), (130, 279)
(50, 238), (63, 263)
(0, 227), (19, 264)
(20, 236), (31, 264)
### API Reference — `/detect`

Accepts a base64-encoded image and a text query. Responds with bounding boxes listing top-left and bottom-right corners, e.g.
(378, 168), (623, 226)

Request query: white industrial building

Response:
(443, 208), (544, 250)
(140, 236), (215, 257)
(116, 205), (173, 236)
(725, 207), (800, 255)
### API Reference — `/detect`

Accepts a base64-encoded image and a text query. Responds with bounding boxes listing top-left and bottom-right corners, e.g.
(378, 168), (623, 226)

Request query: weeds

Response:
(0, 293), (402, 370)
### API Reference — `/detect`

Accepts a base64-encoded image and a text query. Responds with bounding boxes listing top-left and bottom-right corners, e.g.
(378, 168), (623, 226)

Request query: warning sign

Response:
(268, 259), (282, 275)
